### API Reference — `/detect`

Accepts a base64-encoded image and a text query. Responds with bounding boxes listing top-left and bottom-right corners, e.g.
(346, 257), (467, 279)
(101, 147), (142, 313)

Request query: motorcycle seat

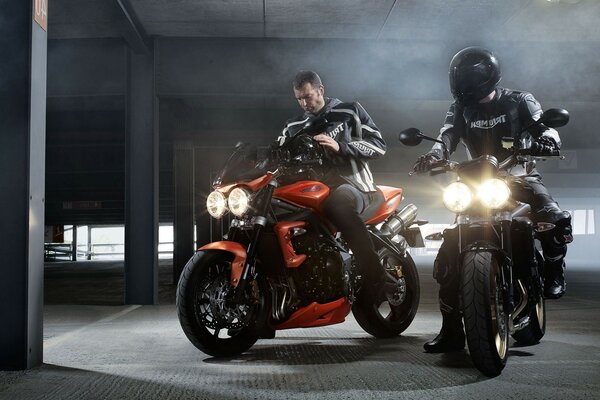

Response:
(360, 189), (385, 222)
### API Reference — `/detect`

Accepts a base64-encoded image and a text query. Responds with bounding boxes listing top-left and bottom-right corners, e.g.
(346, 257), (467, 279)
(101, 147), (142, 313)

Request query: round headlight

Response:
(228, 187), (251, 217)
(207, 191), (227, 218)
(443, 182), (472, 213)
(478, 178), (511, 209)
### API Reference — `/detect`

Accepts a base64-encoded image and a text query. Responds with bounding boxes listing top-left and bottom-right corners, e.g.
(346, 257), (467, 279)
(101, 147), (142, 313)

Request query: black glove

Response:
(412, 153), (439, 174)
(530, 136), (558, 156)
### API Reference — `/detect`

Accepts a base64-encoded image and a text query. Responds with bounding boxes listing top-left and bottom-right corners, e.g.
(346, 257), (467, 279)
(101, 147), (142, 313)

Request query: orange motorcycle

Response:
(177, 124), (424, 357)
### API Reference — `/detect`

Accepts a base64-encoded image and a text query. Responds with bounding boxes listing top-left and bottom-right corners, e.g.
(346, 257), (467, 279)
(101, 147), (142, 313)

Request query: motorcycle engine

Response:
(291, 232), (347, 305)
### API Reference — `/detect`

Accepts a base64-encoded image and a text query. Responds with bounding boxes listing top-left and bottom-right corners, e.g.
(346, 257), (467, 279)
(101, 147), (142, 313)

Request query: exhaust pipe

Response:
(380, 204), (418, 238)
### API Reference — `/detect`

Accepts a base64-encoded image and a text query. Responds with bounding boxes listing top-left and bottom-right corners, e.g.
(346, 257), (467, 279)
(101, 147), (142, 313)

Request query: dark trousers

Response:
(322, 184), (384, 283)
(511, 175), (573, 265)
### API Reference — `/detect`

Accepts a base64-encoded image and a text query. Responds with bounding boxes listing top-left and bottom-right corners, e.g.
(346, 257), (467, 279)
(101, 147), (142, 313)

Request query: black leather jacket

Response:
(277, 98), (386, 192)
(429, 87), (561, 176)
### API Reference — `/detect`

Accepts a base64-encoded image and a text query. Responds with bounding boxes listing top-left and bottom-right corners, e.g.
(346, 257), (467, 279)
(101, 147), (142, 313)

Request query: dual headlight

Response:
(443, 179), (511, 213)
(206, 187), (251, 218)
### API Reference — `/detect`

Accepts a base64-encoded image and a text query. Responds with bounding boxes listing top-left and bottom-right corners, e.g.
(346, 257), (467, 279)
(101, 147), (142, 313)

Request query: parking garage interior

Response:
(1, 0), (599, 399)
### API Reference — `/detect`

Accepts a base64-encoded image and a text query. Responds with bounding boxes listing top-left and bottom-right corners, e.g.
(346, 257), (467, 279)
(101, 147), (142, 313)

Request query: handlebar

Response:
(516, 147), (561, 157)
(498, 148), (561, 170)
(411, 149), (562, 177)
(409, 159), (458, 176)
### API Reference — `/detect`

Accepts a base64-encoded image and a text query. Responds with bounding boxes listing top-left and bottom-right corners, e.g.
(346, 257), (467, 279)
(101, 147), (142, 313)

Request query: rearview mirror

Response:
(539, 108), (569, 128)
(398, 128), (424, 146)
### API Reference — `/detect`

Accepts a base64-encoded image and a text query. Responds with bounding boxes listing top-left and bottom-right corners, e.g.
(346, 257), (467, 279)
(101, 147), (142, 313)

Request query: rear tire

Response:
(176, 251), (270, 357)
(461, 251), (508, 377)
(353, 248), (420, 338)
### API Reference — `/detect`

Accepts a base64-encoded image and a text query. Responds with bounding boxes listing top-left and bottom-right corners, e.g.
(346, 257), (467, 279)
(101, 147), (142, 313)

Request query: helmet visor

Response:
(451, 62), (497, 104)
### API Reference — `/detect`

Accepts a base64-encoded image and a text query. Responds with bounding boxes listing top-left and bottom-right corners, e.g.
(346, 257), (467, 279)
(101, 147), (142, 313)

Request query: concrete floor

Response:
(1, 258), (599, 400)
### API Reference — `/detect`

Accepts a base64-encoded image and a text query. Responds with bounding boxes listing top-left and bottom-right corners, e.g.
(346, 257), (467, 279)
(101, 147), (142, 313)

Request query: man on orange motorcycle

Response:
(413, 47), (573, 353)
(275, 70), (389, 299)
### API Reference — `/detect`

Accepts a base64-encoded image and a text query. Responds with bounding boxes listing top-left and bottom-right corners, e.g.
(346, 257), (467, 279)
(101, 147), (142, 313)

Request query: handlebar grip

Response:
(527, 142), (561, 157)
(410, 166), (431, 176)
(431, 159), (448, 167)
(429, 168), (447, 177)
(411, 159), (451, 175)
(520, 147), (560, 157)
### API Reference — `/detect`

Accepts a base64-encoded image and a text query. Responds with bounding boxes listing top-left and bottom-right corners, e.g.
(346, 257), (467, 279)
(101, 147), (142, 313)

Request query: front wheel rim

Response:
(491, 269), (508, 359)
(536, 293), (545, 328)
(193, 264), (256, 337)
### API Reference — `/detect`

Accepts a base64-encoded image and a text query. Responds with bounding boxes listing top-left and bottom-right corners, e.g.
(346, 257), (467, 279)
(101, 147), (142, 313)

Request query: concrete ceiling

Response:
(49, 0), (600, 43)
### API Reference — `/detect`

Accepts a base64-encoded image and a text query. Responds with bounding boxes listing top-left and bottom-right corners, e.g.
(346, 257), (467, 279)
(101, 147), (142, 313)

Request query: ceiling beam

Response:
(262, 0), (267, 37)
(115, 0), (150, 53)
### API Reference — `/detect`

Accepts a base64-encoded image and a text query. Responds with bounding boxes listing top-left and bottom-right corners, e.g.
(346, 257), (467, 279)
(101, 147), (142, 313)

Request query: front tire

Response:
(176, 251), (269, 357)
(461, 251), (508, 377)
(352, 248), (420, 338)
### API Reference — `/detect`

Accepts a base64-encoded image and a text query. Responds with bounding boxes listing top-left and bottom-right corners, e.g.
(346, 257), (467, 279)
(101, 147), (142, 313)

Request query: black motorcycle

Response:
(399, 108), (569, 376)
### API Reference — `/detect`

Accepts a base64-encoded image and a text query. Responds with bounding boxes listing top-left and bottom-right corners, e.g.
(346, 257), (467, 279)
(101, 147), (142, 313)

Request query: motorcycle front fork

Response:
(232, 183), (275, 303)
(499, 220), (515, 316)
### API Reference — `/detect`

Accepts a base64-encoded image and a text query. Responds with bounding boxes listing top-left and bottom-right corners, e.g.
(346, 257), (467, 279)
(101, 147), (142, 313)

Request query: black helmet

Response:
(449, 47), (501, 105)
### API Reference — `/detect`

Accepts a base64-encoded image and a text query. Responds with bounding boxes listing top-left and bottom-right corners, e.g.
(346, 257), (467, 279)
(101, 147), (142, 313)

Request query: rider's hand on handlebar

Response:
(412, 153), (440, 174)
(530, 136), (559, 157)
(313, 134), (340, 153)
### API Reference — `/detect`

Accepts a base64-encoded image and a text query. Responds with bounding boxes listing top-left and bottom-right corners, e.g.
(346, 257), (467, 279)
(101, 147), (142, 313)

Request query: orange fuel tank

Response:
(273, 181), (330, 211)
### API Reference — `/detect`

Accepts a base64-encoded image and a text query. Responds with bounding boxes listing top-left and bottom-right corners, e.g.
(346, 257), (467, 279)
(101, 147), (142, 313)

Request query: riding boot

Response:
(534, 202), (570, 300)
(363, 275), (399, 304)
(424, 310), (465, 353)
(359, 268), (389, 303)
(544, 259), (566, 299)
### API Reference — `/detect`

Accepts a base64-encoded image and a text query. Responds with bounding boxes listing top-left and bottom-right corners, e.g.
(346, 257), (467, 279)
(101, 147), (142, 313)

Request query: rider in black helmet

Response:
(449, 47), (501, 106)
(414, 47), (573, 353)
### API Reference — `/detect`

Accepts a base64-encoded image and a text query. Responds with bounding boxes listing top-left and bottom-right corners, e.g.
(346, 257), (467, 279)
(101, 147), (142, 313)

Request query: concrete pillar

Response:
(87, 225), (92, 260)
(72, 225), (77, 261)
(194, 148), (212, 249)
(173, 142), (195, 283)
(124, 45), (158, 304)
(0, 0), (47, 370)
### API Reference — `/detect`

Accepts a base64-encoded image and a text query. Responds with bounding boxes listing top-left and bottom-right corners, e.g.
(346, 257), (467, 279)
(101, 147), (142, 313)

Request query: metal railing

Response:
(44, 242), (175, 261)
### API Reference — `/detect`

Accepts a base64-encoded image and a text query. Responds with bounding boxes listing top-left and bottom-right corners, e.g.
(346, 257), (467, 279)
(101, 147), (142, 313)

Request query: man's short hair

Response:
(293, 70), (323, 89)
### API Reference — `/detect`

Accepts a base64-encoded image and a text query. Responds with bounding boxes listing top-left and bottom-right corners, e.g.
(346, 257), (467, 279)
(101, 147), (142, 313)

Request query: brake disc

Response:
(386, 265), (407, 306)
(196, 276), (254, 330)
